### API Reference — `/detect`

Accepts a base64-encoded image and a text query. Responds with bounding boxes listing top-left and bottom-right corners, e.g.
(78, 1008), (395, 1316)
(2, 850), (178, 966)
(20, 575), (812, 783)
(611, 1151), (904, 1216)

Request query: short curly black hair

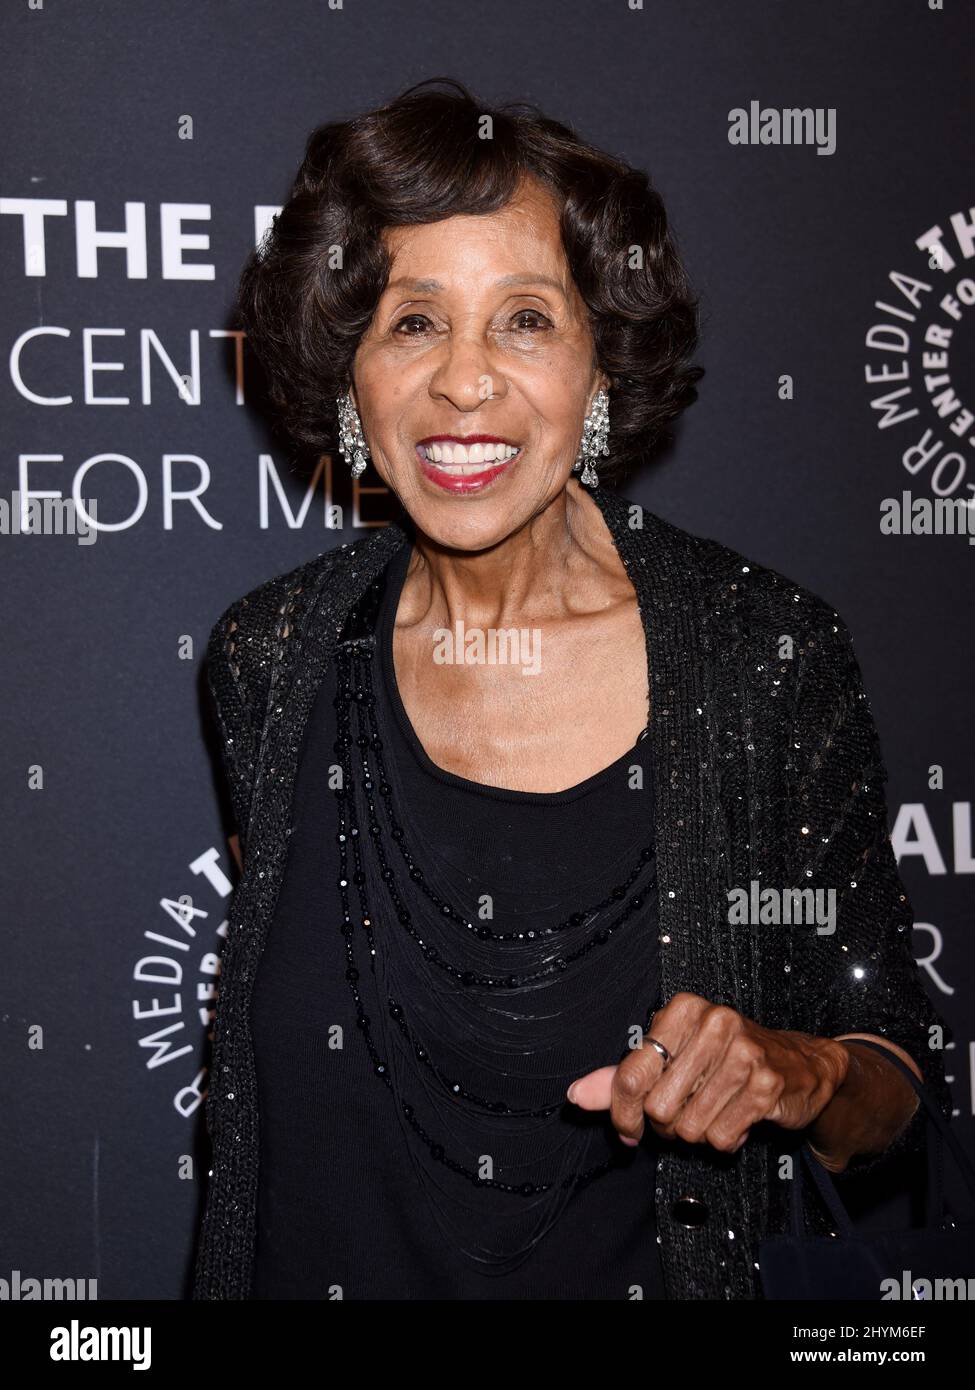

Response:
(237, 76), (704, 485)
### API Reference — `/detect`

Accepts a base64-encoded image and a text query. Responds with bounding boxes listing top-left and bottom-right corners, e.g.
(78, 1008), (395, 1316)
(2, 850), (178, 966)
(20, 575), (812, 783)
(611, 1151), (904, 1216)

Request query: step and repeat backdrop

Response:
(2, 0), (972, 1299)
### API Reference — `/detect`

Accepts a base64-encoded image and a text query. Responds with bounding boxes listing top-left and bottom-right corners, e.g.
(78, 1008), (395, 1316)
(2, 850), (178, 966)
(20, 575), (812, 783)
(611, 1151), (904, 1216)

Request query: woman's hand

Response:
(566, 991), (850, 1157)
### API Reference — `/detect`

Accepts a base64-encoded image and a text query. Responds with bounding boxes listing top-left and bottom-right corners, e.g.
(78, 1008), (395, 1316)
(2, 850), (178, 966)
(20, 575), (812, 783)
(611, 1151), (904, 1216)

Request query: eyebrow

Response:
(385, 273), (567, 296)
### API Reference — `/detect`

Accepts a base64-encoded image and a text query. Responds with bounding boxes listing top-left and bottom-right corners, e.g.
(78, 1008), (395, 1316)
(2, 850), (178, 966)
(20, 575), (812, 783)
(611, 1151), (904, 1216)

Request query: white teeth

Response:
(419, 441), (521, 472)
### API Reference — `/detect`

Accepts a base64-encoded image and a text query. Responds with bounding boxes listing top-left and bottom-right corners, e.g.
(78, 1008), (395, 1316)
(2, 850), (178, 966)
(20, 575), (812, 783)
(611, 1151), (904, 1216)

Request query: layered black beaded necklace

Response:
(329, 586), (660, 1271)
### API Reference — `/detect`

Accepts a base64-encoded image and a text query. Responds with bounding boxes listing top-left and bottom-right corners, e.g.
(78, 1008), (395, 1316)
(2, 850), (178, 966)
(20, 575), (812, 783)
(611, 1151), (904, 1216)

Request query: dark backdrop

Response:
(2, 0), (972, 1299)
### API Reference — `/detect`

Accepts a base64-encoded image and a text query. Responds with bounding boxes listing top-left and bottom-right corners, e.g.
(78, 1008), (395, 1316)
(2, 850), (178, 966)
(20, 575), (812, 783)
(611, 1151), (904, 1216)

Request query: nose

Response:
(426, 329), (508, 411)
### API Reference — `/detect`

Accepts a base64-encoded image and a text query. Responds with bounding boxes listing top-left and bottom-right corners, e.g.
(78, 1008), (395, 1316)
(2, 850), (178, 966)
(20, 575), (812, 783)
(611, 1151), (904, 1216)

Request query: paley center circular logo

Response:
(130, 841), (237, 1119)
(864, 204), (975, 514)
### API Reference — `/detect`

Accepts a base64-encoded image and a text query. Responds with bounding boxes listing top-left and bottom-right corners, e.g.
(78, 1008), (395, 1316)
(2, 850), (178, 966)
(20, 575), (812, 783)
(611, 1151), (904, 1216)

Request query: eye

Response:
(510, 309), (552, 332)
(392, 313), (432, 336)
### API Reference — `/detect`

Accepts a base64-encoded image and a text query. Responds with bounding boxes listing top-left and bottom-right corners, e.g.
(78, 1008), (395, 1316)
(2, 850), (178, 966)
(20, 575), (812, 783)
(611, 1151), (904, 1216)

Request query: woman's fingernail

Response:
(620, 1135), (639, 1147)
(566, 1083), (580, 1104)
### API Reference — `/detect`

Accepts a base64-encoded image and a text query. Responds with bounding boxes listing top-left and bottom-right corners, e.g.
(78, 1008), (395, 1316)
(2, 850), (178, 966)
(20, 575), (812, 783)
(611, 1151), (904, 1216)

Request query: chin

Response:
(406, 497), (524, 553)
(399, 474), (569, 553)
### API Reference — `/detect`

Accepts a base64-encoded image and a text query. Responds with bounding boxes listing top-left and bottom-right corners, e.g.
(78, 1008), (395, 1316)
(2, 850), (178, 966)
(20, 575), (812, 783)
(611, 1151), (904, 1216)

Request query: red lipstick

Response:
(415, 435), (522, 494)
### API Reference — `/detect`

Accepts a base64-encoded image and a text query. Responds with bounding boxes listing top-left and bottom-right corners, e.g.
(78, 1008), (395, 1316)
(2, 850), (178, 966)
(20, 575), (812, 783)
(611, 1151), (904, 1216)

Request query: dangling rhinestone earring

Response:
(572, 387), (610, 487)
(336, 390), (370, 479)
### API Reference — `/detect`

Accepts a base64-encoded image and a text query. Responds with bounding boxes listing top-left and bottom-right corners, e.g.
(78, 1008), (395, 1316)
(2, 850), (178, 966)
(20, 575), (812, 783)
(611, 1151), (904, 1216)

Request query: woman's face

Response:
(350, 177), (609, 552)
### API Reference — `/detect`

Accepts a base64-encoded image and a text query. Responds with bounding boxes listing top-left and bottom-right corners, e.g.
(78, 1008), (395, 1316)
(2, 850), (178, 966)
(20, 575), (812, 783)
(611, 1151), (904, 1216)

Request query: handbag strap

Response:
(791, 1145), (857, 1236)
(789, 1037), (975, 1238)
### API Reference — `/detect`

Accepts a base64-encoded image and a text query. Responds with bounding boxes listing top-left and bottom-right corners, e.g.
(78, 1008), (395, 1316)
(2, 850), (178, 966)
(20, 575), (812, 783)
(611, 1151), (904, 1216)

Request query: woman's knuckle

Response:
(751, 1066), (781, 1097)
(733, 1037), (765, 1066)
(702, 1004), (738, 1036)
(644, 1094), (670, 1124)
(706, 1129), (738, 1153)
(674, 1116), (700, 1143)
(614, 1064), (646, 1100)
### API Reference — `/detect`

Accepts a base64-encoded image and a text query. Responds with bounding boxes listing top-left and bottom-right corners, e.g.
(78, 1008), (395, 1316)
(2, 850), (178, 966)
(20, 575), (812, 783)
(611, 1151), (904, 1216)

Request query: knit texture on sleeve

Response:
(783, 611), (953, 1173)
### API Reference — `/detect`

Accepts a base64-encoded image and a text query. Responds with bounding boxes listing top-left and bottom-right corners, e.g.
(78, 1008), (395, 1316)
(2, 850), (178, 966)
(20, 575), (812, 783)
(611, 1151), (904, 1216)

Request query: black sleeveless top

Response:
(250, 540), (666, 1299)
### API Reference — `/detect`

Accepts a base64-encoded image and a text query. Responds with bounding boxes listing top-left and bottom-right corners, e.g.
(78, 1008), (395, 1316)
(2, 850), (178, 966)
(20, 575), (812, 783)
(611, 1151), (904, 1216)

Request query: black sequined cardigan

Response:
(192, 484), (952, 1301)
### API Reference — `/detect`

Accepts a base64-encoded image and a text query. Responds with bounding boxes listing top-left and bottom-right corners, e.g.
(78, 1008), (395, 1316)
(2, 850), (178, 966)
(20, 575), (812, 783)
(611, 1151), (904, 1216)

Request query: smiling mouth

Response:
(416, 440), (522, 474)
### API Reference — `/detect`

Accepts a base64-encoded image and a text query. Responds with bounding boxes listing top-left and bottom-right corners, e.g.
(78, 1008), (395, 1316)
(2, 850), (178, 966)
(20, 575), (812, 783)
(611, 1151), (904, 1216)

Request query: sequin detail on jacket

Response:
(192, 485), (953, 1301)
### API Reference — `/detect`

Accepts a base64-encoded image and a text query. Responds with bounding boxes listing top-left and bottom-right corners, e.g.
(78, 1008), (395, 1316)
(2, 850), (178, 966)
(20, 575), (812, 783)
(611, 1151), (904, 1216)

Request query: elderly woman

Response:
(193, 78), (951, 1301)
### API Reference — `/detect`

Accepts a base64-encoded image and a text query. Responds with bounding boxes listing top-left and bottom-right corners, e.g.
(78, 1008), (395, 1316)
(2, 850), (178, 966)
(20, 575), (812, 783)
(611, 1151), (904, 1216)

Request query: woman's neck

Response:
(398, 480), (616, 630)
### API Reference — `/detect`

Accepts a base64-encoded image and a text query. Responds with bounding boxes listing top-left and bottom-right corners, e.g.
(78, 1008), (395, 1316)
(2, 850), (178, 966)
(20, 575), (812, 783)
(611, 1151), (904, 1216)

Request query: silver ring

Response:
(645, 1035), (671, 1067)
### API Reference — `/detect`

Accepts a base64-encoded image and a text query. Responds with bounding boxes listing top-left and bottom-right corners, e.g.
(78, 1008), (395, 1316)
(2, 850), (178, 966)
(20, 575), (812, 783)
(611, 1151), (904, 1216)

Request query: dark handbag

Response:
(759, 1038), (975, 1300)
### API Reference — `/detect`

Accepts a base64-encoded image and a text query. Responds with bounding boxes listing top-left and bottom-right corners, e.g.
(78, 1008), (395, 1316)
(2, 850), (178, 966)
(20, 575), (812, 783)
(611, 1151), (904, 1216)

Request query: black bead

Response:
(670, 1196), (710, 1228)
